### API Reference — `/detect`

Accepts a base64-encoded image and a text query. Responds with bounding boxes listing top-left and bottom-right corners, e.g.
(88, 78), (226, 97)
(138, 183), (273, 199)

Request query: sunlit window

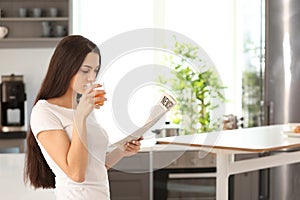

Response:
(73, 0), (263, 140)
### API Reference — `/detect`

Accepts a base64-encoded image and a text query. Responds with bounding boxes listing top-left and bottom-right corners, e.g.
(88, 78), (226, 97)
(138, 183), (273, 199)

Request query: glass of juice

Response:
(94, 83), (106, 107)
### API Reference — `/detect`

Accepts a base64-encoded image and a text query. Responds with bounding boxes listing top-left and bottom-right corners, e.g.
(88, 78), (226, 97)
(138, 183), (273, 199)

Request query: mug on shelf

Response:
(18, 8), (27, 17)
(55, 25), (67, 37)
(49, 7), (58, 17)
(0, 26), (8, 38)
(32, 8), (42, 17)
(41, 21), (52, 37)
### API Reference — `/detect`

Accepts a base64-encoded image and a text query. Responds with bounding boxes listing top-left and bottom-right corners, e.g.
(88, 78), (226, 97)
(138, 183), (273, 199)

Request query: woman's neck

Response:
(47, 91), (78, 109)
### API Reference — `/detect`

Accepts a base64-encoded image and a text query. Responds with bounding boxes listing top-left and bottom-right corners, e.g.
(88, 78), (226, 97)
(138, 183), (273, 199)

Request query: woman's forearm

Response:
(66, 113), (89, 182)
(105, 148), (126, 169)
(105, 139), (142, 169)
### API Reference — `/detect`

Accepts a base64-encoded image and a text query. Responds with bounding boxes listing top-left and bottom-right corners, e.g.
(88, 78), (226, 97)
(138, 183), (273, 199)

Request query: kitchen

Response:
(0, 0), (300, 199)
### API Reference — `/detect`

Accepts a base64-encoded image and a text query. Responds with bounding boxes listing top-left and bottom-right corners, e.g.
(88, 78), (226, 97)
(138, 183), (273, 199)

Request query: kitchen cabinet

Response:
(231, 172), (259, 200)
(0, 0), (72, 48)
(230, 154), (260, 200)
(108, 152), (151, 200)
(108, 170), (150, 200)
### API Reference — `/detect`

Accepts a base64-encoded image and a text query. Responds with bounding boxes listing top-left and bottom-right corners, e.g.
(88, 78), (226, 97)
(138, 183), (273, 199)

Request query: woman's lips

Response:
(83, 83), (92, 90)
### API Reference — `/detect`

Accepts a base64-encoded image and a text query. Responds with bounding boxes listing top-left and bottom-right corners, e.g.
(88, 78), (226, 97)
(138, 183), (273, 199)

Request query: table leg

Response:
(216, 152), (233, 200)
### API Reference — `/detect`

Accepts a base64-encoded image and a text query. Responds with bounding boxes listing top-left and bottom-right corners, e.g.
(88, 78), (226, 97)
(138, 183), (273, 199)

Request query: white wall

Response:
(0, 48), (54, 127)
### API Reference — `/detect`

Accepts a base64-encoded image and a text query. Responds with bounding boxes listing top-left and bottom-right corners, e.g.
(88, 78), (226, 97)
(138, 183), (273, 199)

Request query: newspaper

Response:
(112, 93), (176, 150)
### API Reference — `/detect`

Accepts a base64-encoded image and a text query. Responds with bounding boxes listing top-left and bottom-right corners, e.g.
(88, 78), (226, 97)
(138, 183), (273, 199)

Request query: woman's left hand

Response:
(123, 137), (143, 156)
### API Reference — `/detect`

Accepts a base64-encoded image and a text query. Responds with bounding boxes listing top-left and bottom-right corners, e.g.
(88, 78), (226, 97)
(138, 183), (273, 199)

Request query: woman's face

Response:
(70, 52), (100, 94)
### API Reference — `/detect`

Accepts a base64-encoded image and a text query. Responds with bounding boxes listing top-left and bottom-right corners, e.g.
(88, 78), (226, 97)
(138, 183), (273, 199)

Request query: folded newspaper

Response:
(112, 93), (177, 150)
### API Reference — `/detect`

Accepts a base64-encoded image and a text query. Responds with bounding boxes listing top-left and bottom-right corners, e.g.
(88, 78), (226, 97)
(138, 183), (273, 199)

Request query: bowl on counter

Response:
(288, 123), (300, 132)
(0, 26), (8, 39)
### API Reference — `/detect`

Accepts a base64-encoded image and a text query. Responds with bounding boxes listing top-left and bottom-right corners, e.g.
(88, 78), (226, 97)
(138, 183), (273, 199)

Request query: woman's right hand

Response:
(76, 84), (106, 117)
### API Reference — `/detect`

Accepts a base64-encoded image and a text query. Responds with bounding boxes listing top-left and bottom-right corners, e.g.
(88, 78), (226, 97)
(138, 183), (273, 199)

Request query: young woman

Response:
(25, 35), (142, 199)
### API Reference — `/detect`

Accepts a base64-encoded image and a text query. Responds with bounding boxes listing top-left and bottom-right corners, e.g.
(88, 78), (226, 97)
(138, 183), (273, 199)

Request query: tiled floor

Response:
(0, 153), (54, 200)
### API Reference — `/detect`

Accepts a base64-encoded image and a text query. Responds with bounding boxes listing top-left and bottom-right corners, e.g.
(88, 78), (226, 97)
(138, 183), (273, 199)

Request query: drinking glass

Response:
(94, 83), (105, 107)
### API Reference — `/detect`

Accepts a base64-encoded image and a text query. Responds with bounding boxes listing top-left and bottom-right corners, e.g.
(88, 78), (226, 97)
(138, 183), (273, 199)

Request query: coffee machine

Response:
(0, 74), (26, 133)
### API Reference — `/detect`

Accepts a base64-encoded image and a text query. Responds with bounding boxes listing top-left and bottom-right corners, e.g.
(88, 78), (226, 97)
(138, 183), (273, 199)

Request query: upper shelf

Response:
(0, 17), (69, 22)
(0, 0), (71, 48)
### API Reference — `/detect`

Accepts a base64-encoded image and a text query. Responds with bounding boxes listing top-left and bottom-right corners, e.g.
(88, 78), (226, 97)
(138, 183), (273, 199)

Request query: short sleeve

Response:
(30, 103), (63, 137)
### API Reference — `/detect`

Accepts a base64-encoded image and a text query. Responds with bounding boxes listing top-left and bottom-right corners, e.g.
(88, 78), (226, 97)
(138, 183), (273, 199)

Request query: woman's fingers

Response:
(94, 90), (107, 109)
(85, 83), (102, 94)
(82, 84), (107, 109)
(124, 139), (142, 152)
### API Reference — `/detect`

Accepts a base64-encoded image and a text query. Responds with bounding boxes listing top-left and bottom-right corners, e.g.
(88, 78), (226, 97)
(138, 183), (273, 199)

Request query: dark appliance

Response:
(153, 151), (217, 200)
(154, 168), (217, 200)
(0, 74), (26, 134)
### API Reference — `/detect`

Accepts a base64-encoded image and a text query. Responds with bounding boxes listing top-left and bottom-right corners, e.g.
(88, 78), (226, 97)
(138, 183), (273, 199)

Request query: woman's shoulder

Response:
(34, 99), (73, 111)
(30, 100), (65, 136)
(32, 99), (49, 111)
(31, 100), (57, 118)
(31, 99), (73, 123)
(34, 99), (48, 107)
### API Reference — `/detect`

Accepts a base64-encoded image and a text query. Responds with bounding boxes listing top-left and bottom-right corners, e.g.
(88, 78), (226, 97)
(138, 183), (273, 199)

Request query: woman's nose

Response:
(88, 75), (96, 82)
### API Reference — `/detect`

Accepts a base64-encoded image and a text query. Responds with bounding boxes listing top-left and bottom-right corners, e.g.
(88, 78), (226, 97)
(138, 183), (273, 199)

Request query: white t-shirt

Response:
(30, 100), (110, 200)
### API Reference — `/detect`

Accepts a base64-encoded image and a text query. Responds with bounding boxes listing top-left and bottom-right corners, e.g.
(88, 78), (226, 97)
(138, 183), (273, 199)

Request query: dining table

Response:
(156, 124), (300, 200)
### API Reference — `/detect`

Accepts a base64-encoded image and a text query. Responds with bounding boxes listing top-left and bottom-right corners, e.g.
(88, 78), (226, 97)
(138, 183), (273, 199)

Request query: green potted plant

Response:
(159, 40), (226, 134)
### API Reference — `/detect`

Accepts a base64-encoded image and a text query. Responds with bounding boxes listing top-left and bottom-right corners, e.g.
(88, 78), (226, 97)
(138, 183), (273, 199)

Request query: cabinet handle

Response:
(168, 172), (217, 179)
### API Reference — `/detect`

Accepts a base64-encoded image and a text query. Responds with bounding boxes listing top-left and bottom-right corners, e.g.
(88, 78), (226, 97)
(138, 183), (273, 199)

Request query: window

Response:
(73, 0), (263, 141)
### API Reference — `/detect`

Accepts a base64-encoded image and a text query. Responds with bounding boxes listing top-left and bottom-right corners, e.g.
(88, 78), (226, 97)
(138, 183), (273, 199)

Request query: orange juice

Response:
(94, 84), (105, 106)
(94, 91), (105, 106)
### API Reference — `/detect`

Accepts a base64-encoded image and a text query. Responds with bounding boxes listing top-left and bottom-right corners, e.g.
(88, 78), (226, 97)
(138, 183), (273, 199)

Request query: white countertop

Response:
(0, 153), (55, 200)
(156, 124), (300, 152)
(140, 143), (204, 152)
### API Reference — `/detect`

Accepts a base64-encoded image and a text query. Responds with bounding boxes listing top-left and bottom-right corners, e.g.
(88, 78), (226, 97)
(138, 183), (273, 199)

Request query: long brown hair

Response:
(24, 35), (100, 188)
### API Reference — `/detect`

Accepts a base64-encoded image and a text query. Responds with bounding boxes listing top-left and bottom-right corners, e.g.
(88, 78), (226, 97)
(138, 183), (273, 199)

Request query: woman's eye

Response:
(81, 69), (89, 73)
